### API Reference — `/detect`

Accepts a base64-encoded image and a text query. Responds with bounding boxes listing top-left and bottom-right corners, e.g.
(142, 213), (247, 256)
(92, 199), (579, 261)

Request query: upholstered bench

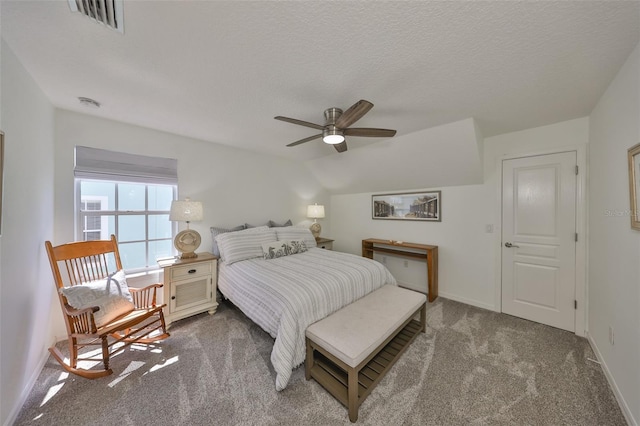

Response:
(305, 285), (427, 422)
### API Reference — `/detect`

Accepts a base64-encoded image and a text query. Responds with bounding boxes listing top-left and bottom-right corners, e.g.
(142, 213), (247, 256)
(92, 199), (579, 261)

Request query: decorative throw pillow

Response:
(216, 226), (277, 265)
(268, 219), (293, 228)
(210, 225), (246, 256)
(276, 226), (317, 248)
(245, 222), (269, 229)
(262, 239), (307, 259)
(59, 269), (135, 328)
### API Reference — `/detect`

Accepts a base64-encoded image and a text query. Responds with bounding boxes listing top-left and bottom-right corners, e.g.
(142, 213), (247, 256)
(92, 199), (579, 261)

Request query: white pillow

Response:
(59, 269), (135, 328)
(210, 224), (246, 256)
(262, 239), (308, 259)
(216, 226), (277, 265)
(276, 226), (317, 248)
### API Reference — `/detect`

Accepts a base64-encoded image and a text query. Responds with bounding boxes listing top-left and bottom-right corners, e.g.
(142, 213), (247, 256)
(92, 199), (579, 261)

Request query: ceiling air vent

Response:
(68, 0), (124, 34)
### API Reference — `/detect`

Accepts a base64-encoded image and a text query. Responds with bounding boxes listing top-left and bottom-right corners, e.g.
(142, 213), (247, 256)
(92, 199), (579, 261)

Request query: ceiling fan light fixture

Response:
(323, 127), (345, 144)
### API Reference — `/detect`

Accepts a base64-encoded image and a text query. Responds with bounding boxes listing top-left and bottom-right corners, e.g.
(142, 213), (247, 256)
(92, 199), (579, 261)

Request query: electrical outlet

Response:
(381, 256), (386, 264)
(609, 326), (615, 345)
(403, 260), (409, 268)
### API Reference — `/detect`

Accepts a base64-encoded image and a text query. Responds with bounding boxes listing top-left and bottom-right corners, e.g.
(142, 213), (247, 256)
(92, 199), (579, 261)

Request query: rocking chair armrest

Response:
(63, 303), (99, 334)
(129, 283), (163, 309)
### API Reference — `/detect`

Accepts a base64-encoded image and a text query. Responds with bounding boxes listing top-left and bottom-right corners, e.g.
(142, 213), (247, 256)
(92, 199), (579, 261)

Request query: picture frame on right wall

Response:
(628, 142), (640, 230)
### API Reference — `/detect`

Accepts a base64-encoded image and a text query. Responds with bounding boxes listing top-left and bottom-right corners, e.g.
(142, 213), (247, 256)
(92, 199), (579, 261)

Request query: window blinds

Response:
(74, 146), (178, 184)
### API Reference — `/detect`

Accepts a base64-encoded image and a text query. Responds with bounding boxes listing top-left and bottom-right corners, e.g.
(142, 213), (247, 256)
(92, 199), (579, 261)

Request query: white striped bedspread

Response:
(217, 247), (397, 391)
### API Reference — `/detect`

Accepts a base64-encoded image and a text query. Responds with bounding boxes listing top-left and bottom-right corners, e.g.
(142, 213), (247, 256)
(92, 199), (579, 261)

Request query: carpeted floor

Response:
(15, 297), (626, 425)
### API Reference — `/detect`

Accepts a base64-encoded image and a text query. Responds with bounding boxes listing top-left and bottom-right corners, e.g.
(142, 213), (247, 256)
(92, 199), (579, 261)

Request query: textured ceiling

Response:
(1, 1), (639, 162)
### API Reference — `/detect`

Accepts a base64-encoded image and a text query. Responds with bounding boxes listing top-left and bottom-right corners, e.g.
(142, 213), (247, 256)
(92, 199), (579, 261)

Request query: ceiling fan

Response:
(275, 100), (396, 153)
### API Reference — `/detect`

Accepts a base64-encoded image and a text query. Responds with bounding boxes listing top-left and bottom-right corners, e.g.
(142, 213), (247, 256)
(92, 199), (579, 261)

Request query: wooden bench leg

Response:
(305, 338), (313, 381)
(348, 366), (358, 422)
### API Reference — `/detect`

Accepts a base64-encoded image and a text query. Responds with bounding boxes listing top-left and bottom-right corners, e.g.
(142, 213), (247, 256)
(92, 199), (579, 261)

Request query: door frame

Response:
(493, 145), (588, 337)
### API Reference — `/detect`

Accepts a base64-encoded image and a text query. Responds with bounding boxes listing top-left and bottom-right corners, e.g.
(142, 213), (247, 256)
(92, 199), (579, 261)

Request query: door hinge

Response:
(575, 165), (579, 175)
(575, 233), (578, 242)
(574, 300), (577, 309)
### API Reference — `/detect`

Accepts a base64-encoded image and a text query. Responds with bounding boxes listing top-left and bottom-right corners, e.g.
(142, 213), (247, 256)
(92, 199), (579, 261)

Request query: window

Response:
(81, 197), (107, 240)
(74, 146), (178, 273)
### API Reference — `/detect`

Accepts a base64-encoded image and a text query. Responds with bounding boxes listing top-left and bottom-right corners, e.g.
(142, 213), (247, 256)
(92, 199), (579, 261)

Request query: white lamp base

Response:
(174, 229), (201, 259)
(310, 222), (321, 239)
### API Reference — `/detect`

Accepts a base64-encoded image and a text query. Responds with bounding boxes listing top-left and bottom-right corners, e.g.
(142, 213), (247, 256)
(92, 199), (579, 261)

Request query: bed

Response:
(214, 225), (397, 391)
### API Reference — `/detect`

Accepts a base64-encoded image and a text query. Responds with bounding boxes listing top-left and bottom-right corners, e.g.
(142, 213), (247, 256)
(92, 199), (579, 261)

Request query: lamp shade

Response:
(169, 199), (203, 222)
(307, 204), (325, 219)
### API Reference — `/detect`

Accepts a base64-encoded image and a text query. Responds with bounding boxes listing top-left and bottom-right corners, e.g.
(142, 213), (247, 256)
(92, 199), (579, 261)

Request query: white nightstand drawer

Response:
(318, 241), (333, 250)
(171, 262), (212, 280)
(315, 238), (334, 251)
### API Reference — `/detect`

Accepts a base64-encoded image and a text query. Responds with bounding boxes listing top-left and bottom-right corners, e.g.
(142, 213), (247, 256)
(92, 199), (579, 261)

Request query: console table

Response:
(362, 239), (438, 302)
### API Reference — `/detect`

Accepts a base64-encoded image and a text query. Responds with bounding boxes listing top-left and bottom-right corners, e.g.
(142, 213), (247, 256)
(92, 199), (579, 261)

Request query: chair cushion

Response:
(59, 269), (135, 328)
(306, 285), (426, 368)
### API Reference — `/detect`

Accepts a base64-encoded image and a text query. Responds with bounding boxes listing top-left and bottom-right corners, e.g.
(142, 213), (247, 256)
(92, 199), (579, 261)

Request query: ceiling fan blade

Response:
(275, 116), (324, 130)
(333, 141), (348, 153)
(344, 128), (397, 137)
(335, 100), (373, 129)
(286, 134), (322, 147)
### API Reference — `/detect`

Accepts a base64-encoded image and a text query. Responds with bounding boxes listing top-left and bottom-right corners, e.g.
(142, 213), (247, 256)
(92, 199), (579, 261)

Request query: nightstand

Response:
(316, 237), (334, 250)
(157, 252), (218, 326)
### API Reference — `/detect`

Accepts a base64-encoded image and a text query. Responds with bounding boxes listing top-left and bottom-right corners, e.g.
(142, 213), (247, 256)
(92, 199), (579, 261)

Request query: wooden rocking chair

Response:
(45, 235), (170, 378)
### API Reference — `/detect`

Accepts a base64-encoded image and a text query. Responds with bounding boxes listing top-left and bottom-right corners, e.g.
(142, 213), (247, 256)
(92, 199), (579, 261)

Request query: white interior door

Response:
(501, 152), (577, 331)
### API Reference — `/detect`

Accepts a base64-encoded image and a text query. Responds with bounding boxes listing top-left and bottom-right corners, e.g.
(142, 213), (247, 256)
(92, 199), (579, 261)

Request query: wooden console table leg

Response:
(420, 303), (426, 333)
(362, 239), (439, 302)
(427, 247), (438, 302)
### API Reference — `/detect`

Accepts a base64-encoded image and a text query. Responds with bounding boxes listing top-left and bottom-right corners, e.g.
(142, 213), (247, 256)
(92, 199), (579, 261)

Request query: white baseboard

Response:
(437, 291), (495, 312)
(3, 348), (50, 426)
(587, 333), (637, 426)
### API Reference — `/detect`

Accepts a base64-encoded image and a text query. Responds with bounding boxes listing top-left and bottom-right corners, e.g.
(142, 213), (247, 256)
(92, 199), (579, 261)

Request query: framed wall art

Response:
(372, 191), (441, 222)
(628, 142), (640, 230)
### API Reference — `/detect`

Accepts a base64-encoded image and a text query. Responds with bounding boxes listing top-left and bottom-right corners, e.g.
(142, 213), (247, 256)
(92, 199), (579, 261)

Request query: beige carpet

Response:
(15, 297), (626, 425)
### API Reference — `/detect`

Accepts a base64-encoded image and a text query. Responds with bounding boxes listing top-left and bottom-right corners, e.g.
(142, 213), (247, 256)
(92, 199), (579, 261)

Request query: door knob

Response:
(504, 242), (520, 248)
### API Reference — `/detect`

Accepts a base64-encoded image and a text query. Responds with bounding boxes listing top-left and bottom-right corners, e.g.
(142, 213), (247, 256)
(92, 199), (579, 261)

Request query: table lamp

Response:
(170, 198), (203, 259)
(307, 203), (325, 239)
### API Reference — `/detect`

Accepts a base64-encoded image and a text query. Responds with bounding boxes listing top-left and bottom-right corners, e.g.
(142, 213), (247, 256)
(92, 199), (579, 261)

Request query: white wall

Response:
(0, 41), (56, 426)
(306, 118), (484, 195)
(329, 117), (589, 311)
(588, 41), (639, 425)
(331, 185), (494, 308)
